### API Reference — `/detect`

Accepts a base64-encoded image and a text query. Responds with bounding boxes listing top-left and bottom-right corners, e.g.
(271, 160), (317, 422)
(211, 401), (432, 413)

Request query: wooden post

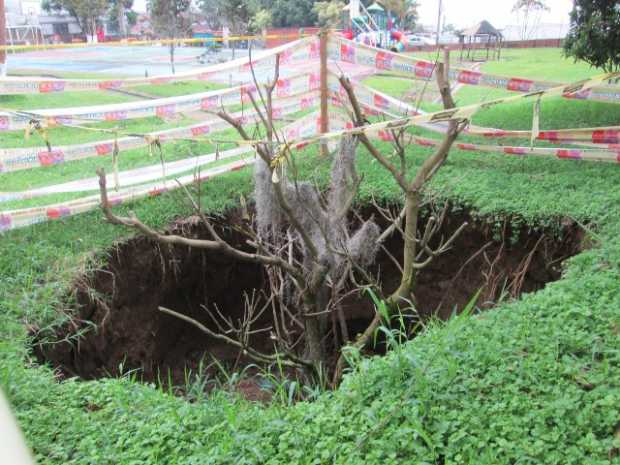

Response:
(319, 29), (329, 156)
(0, 0), (6, 77)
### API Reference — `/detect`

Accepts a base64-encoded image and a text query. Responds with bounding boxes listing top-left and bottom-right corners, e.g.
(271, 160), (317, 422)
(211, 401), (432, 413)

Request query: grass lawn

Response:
(132, 80), (227, 97)
(479, 47), (600, 83)
(1, 46), (620, 465)
(0, 91), (138, 111)
(2, 113), (619, 464)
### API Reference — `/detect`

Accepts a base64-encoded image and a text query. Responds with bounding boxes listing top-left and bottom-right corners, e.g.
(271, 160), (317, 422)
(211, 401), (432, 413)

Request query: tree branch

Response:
(97, 168), (303, 281)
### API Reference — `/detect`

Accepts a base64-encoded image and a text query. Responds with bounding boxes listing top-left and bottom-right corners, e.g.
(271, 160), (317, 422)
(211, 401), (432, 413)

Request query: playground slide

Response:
(346, 29), (408, 53)
(390, 30), (408, 52)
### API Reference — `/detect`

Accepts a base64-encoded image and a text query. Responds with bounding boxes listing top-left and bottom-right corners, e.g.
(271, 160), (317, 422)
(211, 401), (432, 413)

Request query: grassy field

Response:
(1, 47), (620, 464)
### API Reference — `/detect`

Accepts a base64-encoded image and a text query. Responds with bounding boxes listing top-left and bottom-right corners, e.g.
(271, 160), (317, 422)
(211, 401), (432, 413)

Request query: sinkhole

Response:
(32, 206), (585, 391)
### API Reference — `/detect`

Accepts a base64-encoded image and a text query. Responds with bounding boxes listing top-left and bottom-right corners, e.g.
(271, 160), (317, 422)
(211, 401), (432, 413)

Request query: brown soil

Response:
(33, 207), (585, 389)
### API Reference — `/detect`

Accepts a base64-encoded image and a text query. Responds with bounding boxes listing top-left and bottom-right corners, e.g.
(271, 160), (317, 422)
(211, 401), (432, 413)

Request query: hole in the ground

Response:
(32, 206), (585, 390)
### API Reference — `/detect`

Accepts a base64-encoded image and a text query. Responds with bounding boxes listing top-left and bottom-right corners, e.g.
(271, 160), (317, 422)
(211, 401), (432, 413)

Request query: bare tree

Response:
(98, 55), (382, 373)
(331, 56), (469, 382)
(512, 0), (549, 40)
(97, 46), (468, 386)
(148, 0), (192, 74)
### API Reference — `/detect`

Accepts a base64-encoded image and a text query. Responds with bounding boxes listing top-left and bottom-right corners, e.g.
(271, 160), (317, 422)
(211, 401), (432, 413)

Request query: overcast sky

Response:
(417, 0), (573, 29)
(132, 0), (574, 28)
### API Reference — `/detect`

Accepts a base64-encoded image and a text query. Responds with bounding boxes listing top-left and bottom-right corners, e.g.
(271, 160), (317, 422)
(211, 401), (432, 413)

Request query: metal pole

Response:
(0, 0), (6, 76)
(319, 29), (329, 157)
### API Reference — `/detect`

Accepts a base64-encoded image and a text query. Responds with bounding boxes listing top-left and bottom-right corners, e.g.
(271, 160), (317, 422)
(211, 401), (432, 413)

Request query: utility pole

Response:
(0, 0), (6, 76)
(435, 0), (443, 46)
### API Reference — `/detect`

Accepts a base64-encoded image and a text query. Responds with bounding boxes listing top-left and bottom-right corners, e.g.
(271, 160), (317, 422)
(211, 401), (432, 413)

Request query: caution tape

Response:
(466, 125), (620, 145)
(378, 132), (620, 163)
(0, 108), (330, 232)
(0, 92), (319, 173)
(0, 146), (253, 203)
(0, 36), (318, 95)
(0, 70), (321, 131)
(0, 33), (312, 53)
(327, 73), (422, 121)
(328, 35), (620, 104)
(0, 158), (255, 232)
(284, 69), (620, 149)
(331, 76), (620, 153)
(327, 101), (620, 164)
(326, 82), (620, 164)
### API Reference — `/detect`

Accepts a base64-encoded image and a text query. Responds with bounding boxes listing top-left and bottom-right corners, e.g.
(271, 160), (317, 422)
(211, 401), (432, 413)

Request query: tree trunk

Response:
(169, 42), (175, 74)
(303, 312), (324, 364)
(117, 0), (126, 38)
(388, 190), (421, 308)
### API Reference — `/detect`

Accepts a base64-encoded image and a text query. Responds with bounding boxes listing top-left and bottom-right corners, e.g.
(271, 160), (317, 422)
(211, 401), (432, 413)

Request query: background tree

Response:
(512, 0), (549, 40)
(442, 23), (457, 35)
(257, 0), (318, 28)
(313, 1), (345, 29)
(148, 0), (192, 73)
(198, 0), (254, 57)
(42, 0), (108, 39)
(249, 8), (273, 35)
(382, 0), (419, 31)
(198, 0), (253, 34)
(107, 0), (135, 38)
(564, 0), (620, 72)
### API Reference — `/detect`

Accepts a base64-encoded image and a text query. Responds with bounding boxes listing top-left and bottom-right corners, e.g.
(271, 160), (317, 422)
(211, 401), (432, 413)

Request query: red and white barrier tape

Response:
(0, 91), (319, 172)
(0, 37), (319, 95)
(0, 71), (321, 131)
(329, 35), (620, 104)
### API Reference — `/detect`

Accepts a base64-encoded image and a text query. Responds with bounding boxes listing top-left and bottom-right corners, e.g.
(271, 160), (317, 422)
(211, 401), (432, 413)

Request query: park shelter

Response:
(459, 20), (503, 61)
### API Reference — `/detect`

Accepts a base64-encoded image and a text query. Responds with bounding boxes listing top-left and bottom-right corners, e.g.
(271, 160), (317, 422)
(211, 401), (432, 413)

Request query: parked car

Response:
(405, 34), (435, 45)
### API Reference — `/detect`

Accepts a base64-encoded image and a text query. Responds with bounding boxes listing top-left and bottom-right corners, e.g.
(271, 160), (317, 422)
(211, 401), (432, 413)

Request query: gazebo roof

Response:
(367, 2), (385, 13)
(461, 20), (502, 37)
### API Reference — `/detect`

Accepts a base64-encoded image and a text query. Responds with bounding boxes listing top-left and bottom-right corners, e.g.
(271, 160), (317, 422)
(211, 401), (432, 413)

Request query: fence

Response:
(265, 27), (322, 48)
(406, 38), (565, 53)
(1, 32), (619, 232)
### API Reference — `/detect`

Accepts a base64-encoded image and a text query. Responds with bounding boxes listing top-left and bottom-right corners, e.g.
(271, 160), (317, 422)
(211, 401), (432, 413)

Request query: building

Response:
(37, 14), (83, 43)
(501, 23), (569, 41)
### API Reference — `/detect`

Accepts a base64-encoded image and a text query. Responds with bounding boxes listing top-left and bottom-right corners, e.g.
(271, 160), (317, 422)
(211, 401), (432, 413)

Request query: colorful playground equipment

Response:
(341, 0), (409, 52)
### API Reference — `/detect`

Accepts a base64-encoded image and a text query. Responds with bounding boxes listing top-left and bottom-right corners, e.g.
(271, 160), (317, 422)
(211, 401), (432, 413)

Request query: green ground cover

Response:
(132, 80), (226, 97)
(0, 91), (137, 111)
(0, 47), (619, 465)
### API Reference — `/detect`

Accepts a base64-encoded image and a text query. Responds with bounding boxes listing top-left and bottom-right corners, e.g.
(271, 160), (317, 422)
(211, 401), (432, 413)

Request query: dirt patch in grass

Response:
(33, 206), (585, 387)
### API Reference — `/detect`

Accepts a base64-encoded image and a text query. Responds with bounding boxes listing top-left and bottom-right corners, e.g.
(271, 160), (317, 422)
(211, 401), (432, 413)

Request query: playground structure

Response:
(4, 5), (44, 49)
(341, 0), (409, 52)
(459, 20), (503, 62)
